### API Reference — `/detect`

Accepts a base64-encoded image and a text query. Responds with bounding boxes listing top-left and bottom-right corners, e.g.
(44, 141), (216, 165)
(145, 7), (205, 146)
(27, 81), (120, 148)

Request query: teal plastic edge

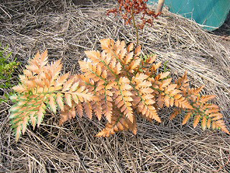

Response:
(148, 0), (230, 31)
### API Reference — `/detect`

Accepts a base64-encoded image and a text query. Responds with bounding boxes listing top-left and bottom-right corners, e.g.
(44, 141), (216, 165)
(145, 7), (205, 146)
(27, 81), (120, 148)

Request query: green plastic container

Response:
(148, 0), (230, 31)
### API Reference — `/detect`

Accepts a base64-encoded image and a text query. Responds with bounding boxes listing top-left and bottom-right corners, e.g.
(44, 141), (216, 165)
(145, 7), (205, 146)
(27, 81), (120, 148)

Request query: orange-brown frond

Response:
(199, 95), (216, 103)
(174, 94), (193, 109)
(75, 103), (84, 118)
(136, 101), (161, 122)
(55, 73), (70, 88)
(48, 95), (56, 114)
(91, 101), (102, 120)
(193, 115), (201, 128)
(56, 93), (64, 111)
(96, 112), (137, 137)
(215, 120), (229, 134)
(176, 71), (189, 90)
(84, 50), (101, 64)
(127, 42), (134, 52)
(201, 116), (207, 130)
(124, 52), (134, 65)
(59, 105), (76, 126)
(100, 38), (113, 50)
(160, 78), (172, 88)
(128, 58), (141, 72)
(83, 102), (92, 119)
(62, 77), (75, 92)
(134, 45), (141, 56)
(152, 61), (162, 71)
(116, 77), (134, 122)
(187, 85), (205, 96)
(169, 108), (182, 120)
(182, 112), (192, 125)
(12, 84), (26, 93)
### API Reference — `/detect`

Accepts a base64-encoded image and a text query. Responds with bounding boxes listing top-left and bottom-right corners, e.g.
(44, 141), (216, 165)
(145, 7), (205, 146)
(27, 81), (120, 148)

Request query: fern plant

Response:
(10, 38), (229, 141)
(0, 44), (20, 103)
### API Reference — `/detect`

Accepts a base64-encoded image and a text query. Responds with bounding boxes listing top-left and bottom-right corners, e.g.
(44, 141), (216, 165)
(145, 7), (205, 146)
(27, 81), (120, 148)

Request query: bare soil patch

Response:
(0, 0), (229, 172)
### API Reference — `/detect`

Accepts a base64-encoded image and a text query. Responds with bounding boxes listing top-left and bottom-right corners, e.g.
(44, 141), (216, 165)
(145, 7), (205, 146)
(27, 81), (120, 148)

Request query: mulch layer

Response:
(0, 0), (229, 172)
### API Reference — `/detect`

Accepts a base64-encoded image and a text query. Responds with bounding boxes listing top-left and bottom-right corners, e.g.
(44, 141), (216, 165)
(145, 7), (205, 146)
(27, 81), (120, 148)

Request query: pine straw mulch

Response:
(0, 0), (230, 172)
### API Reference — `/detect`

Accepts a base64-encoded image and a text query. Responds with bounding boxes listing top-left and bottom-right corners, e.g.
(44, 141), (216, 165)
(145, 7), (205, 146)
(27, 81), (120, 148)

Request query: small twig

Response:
(217, 154), (230, 172)
(0, 5), (12, 19)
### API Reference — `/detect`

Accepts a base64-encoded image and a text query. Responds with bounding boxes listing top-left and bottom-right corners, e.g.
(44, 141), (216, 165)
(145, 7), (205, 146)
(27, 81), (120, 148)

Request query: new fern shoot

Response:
(10, 39), (229, 141)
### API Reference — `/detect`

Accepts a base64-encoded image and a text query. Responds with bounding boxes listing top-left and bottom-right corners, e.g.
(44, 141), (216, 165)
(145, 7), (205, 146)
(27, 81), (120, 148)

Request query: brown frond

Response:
(59, 104), (76, 126)
(100, 38), (114, 51)
(199, 95), (216, 103)
(201, 116), (207, 130)
(124, 52), (134, 65)
(75, 103), (84, 118)
(96, 110), (137, 137)
(137, 102), (161, 122)
(187, 85), (205, 96)
(175, 95), (193, 109)
(182, 112), (192, 125)
(181, 100), (229, 134)
(131, 72), (161, 122)
(128, 58), (142, 73)
(26, 50), (48, 74)
(84, 51), (101, 64)
(83, 102), (93, 119)
(175, 71), (189, 91)
(48, 94), (57, 114)
(151, 61), (162, 72)
(134, 45), (142, 56)
(146, 54), (157, 64)
(116, 77), (134, 122)
(193, 115), (201, 128)
(127, 42), (134, 52)
(169, 108), (182, 120)
(91, 101), (102, 120)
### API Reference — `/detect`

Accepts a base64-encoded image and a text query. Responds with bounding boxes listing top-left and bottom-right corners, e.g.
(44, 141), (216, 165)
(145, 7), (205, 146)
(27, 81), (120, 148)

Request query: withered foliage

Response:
(10, 39), (229, 141)
(107, 0), (159, 29)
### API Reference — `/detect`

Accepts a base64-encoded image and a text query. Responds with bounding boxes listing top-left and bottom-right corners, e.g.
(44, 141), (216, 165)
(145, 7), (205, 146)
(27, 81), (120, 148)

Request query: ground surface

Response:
(0, 0), (230, 172)
(213, 12), (230, 51)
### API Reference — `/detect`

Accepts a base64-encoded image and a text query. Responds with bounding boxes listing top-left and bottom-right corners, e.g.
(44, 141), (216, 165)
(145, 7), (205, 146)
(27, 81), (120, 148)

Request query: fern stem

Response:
(98, 58), (118, 78)
(131, 6), (139, 46)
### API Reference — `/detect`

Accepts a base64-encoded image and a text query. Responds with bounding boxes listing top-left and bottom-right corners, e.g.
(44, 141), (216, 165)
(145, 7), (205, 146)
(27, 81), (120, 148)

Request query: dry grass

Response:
(0, 0), (229, 172)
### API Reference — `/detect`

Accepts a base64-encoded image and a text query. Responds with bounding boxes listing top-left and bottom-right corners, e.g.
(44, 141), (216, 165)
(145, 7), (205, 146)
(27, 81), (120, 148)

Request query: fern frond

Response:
(116, 77), (134, 122)
(10, 39), (229, 141)
(91, 101), (103, 120)
(169, 108), (182, 120)
(59, 104), (77, 126)
(96, 108), (137, 137)
(10, 50), (95, 141)
(181, 91), (229, 133)
(132, 72), (160, 122)
(151, 73), (193, 109)
(10, 93), (46, 141)
(25, 50), (48, 74)
(175, 71), (189, 91)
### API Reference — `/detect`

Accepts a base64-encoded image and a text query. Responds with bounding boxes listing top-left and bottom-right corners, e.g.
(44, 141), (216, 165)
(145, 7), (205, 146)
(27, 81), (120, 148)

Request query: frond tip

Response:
(96, 108), (137, 137)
